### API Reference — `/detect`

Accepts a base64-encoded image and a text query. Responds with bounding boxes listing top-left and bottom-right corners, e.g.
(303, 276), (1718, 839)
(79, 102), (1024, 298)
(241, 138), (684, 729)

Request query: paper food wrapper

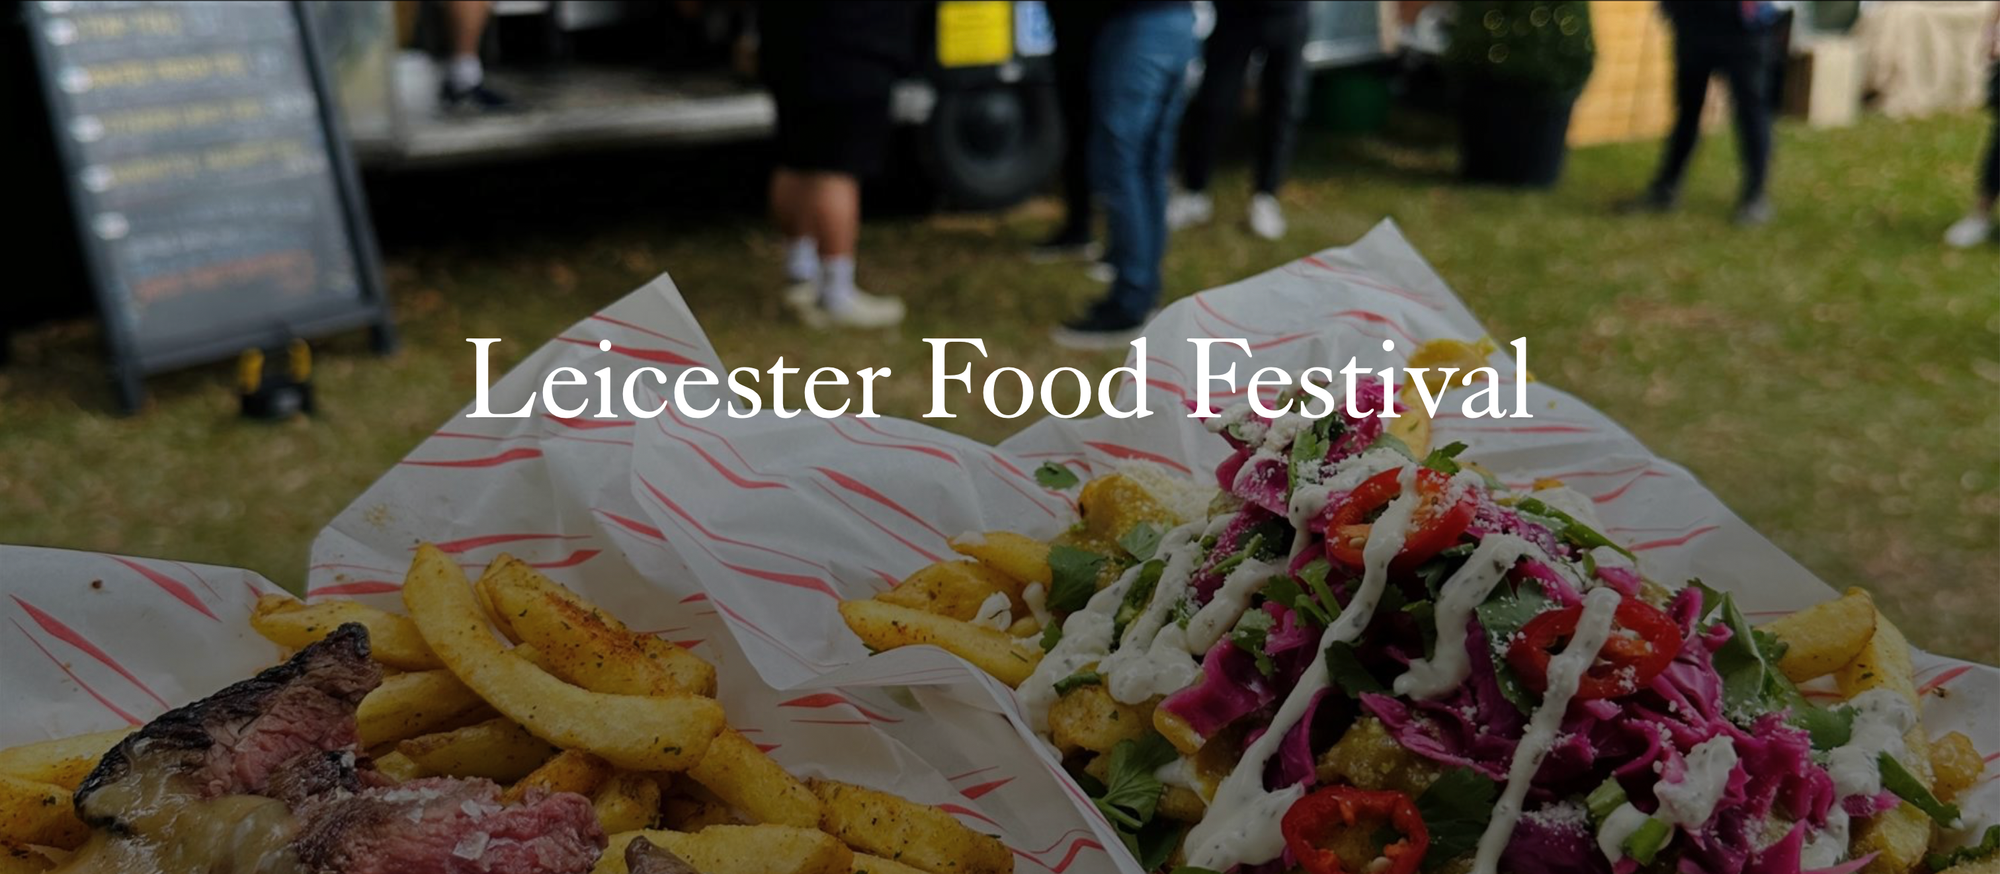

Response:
(4, 222), (1992, 873)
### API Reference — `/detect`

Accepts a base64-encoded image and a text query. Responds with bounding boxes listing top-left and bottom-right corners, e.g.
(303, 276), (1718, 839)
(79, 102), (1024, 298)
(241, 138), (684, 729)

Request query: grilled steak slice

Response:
(624, 838), (699, 874)
(292, 777), (605, 874)
(76, 623), (381, 830)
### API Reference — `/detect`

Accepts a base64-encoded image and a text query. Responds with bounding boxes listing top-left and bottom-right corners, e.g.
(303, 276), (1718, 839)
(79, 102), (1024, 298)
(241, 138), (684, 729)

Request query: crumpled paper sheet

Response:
(5, 222), (1990, 874)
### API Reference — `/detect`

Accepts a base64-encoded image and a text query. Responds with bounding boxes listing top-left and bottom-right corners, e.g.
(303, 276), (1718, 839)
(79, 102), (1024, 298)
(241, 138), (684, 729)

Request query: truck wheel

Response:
(917, 82), (1061, 211)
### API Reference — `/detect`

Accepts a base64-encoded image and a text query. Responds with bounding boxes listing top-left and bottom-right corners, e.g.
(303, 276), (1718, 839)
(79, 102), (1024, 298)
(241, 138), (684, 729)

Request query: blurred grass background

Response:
(1, 112), (1994, 662)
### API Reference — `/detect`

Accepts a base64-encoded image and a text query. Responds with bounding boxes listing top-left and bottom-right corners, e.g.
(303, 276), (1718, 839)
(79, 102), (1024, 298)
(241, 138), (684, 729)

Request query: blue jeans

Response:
(1089, 4), (1196, 323)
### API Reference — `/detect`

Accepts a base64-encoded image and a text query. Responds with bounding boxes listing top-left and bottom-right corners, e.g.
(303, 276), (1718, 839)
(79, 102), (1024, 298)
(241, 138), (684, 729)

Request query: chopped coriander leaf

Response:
(1687, 578), (1726, 621)
(1926, 824), (2000, 871)
(1039, 617), (1063, 652)
(1046, 545), (1107, 614)
(1171, 596), (1197, 628)
(1512, 496), (1635, 561)
(1208, 533), (1265, 579)
(1880, 752), (1962, 827)
(1288, 415), (1340, 491)
(1793, 698), (1856, 750)
(1113, 559), (1166, 639)
(1422, 441), (1469, 474)
(1417, 768), (1498, 870)
(1034, 461), (1080, 489)
(1119, 521), (1164, 561)
(1710, 592), (1796, 720)
(1128, 816), (1182, 871)
(1054, 670), (1103, 695)
(1476, 578), (1553, 713)
(1301, 561), (1343, 625)
(1229, 608), (1277, 676)
(1325, 640), (1385, 696)
(1367, 432), (1418, 461)
(1414, 543), (1475, 598)
(1092, 734), (1179, 832)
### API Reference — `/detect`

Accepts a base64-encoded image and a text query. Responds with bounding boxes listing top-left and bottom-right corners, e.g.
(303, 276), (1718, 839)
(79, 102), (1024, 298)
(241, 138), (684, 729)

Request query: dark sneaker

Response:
(1029, 229), (1101, 264)
(1614, 187), (1677, 214)
(440, 82), (517, 114)
(1733, 196), (1774, 227)
(1051, 306), (1147, 351)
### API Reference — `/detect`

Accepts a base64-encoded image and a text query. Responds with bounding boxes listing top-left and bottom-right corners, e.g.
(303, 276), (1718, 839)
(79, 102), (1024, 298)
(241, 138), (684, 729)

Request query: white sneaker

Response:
(1167, 191), (1213, 230)
(1248, 193), (1287, 240)
(797, 289), (905, 329)
(1944, 213), (1994, 248)
(1085, 261), (1116, 284)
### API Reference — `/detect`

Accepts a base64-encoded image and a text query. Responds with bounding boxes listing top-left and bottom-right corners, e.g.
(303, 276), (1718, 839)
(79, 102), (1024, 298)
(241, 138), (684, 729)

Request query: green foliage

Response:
(1447, 2), (1596, 95)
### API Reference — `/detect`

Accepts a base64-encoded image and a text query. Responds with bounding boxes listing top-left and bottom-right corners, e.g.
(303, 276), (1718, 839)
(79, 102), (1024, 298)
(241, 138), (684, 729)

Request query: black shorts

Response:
(772, 89), (893, 178)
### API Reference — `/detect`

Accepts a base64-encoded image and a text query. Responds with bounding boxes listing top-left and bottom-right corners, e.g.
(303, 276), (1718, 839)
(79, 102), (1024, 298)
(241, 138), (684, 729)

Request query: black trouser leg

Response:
(1254, 12), (1309, 195)
(1051, 10), (1096, 236)
(1720, 45), (1773, 202)
(1652, 49), (1717, 196)
(1180, 13), (1258, 193)
(1983, 114), (1998, 202)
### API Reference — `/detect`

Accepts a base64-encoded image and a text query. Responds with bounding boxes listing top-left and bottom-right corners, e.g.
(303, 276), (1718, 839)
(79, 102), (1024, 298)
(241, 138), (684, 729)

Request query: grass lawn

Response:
(3, 112), (1994, 662)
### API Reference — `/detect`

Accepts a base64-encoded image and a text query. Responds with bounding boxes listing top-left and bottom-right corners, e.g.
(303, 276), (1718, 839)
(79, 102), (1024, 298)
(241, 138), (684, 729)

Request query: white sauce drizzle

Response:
(1393, 533), (1539, 699)
(1102, 531), (1209, 704)
(1654, 736), (1739, 829)
(1826, 688), (1916, 798)
(1471, 586), (1623, 874)
(1184, 557), (1281, 653)
(1181, 466), (1422, 869)
(1801, 806), (1851, 870)
(1022, 583), (1051, 628)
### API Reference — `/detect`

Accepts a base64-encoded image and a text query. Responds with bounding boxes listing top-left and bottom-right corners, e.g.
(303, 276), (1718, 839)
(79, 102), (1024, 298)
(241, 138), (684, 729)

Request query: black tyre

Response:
(917, 82), (1062, 211)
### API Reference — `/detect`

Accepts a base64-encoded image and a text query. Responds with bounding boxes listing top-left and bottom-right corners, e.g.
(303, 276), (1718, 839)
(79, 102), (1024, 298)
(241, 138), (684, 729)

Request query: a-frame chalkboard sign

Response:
(21, 0), (394, 413)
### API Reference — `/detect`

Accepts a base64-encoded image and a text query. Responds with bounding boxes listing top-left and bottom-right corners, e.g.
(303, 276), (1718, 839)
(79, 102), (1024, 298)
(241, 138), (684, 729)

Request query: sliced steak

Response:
(76, 623), (381, 829)
(624, 837), (700, 874)
(292, 777), (605, 874)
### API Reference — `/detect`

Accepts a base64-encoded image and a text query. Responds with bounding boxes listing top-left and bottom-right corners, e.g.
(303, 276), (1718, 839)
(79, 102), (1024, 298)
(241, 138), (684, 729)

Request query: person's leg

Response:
(1180, 13), (1257, 195)
(1046, 9), (1097, 246)
(1720, 42), (1774, 219)
(803, 173), (860, 261)
(770, 168), (817, 282)
(1253, 10), (1310, 197)
(1948, 105), (1999, 246)
(1645, 47), (1716, 202)
(440, 0), (510, 108)
(1080, 7), (1195, 329)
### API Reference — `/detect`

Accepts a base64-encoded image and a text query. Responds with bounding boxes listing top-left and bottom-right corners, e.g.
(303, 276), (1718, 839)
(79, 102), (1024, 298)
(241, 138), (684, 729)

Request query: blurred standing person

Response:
(1617, 0), (1780, 225)
(1944, 5), (1998, 248)
(1168, 1), (1310, 240)
(439, 0), (513, 111)
(760, 2), (914, 328)
(1053, 1), (1197, 349)
(1031, 3), (1107, 263)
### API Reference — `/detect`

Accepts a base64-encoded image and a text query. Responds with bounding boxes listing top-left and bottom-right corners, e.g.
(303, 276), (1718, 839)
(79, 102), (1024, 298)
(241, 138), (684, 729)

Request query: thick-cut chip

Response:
(1853, 803), (1933, 874)
(356, 667), (491, 748)
(1835, 610), (1918, 706)
(809, 779), (1011, 874)
(1758, 588), (1878, 683)
(851, 854), (930, 874)
(0, 843), (52, 874)
(595, 772), (664, 834)
(1078, 473), (1181, 546)
(0, 728), (132, 790)
(948, 531), (1051, 588)
(0, 775), (87, 850)
(1932, 731), (1985, 800)
(370, 750), (428, 783)
(1048, 683), (1154, 755)
(598, 827), (851, 874)
(1940, 856), (2000, 874)
(877, 561), (1014, 620)
(662, 797), (751, 832)
(250, 594), (443, 671)
(481, 556), (717, 697)
(837, 600), (1042, 686)
(402, 544), (724, 772)
(397, 717), (558, 782)
(506, 749), (615, 804)
(687, 729), (820, 829)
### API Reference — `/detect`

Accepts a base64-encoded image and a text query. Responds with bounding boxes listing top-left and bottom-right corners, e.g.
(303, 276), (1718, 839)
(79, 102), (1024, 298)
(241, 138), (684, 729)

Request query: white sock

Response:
(785, 237), (817, 283)
(448, 54), (484, 92)
(818, 256), (856, 308)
